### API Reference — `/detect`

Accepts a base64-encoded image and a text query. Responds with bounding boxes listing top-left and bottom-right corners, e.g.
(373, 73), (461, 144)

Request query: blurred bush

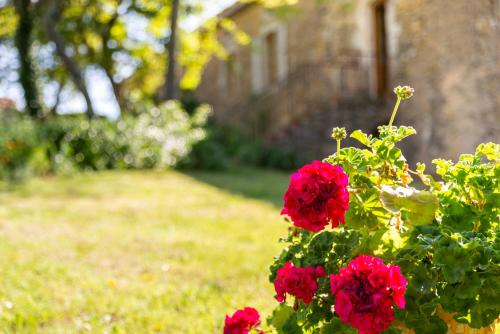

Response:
(178, 121), (299, 171)
(0, 114), (38, 180)
(124, 102), (210, 169)
(0, 100), (297, 182)
(0, 101), (210, 181)
(38, 115), (129, 174)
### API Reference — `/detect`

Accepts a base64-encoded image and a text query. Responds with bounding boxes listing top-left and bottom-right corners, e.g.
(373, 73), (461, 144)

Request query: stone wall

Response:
(196, 0), (499, 165)
(393, 0), (500, 163)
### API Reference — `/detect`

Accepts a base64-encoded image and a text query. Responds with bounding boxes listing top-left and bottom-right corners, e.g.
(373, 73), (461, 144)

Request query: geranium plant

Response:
(224, 86), (499, 334)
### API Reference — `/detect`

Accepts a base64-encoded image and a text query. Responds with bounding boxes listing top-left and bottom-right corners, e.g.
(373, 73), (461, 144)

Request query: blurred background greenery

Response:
(0, 0), (300, 332)
(0, 0), (300, 183)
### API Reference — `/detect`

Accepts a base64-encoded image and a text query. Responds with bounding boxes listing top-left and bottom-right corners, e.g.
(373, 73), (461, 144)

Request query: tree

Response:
(2, 0), (290, 117)
(13, 0), (42, 117)
(164, 0), (180, 100)
(43, 0), (95, 118)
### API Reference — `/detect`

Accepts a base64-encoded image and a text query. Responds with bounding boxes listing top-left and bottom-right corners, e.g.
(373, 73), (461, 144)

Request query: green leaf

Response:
(346, 190), (390, 230)
(337, 147), (370, 172)
(476, 142), (500, 161)
(379, 185), (438, 226)
(270, 304), (298, 333)
(439, 201), (477, 231)
(454, 274), (482, 299)
(432, 159), (453, 176)
(282, 313), (302, 334)
(369, 227), (389, 251)
(459, 278), (500, 328)
(408, 315), (448, 334)
(350, 130), (371, 147)
(378, 126), (417, 143)
(304, 232), (335, 267)
(434, 240), (471, 283)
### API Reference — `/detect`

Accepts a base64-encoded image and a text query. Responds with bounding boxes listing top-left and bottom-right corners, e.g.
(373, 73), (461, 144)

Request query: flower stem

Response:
(388, 97), (402, 127)
(337, 140), (341, 154)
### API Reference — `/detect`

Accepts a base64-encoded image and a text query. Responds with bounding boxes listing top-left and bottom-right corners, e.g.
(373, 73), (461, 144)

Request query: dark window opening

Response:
(265, 31), (278, 85)
(373, 1), (389, 98)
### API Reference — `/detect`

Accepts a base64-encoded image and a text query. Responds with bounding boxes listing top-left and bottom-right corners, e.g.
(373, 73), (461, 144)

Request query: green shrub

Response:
(0, 114), (37, 180)
(179, 122), (299, 171)
(45, 117), (128, 173)
(0, 101), (210, 180)
(1, 100), (296, 180)
(121, 101), (211, 169)
(262, 146), (298, 170)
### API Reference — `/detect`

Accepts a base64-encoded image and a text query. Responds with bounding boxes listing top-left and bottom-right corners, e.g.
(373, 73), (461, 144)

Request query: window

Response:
(252, 24), (288, 93)
(373, 0), (389, 98)
(265, 31), (278, 85)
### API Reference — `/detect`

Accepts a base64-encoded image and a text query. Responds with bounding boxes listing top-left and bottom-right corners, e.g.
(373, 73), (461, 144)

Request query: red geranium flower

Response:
(329, 255), (407, 334)
(281, 161), (349, 232)
(274, 261), (326, 304)
(224, 307), (262, 334)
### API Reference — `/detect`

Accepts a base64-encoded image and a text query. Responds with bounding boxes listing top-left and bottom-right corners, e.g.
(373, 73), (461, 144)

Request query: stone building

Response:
(196, 0), (500, 164)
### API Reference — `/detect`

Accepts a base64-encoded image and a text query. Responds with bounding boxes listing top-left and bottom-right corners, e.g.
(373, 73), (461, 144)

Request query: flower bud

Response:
(331, 127), (347, 141)
(394, 85), (414, 100)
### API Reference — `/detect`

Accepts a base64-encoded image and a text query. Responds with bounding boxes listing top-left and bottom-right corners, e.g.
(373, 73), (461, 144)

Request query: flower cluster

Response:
(224, 307), (262, 334)
(331, 127), (347, 141)
(393, 85), (414, 100)
(329, 255), (407, 334)
(274, 262), (326, 304)
(281, 160), (349, 232)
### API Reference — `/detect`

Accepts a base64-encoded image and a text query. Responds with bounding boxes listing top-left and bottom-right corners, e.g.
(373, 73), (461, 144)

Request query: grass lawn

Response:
(0, 168), (290, 333)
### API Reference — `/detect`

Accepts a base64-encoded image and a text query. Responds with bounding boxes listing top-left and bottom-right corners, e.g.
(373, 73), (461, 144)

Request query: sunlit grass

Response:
(0, 169), (289, 333)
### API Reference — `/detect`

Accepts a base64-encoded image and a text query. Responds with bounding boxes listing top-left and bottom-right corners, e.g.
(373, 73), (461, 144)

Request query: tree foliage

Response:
(0, 0), (308, 116)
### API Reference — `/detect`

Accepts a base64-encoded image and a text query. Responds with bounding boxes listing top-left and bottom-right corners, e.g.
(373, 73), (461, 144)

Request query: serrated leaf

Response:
(432, 159), (452, 176)
(350, 130), (371, 147)
(378, 126), (417, 143)
(346, 190), (390, 230)
(304, 232), (334, 267)
(434, 241), (470, 283)
(476, 142), (500, 161)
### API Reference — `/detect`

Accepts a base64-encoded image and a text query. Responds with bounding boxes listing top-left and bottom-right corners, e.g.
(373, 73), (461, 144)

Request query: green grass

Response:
(0, 168), (290, 333)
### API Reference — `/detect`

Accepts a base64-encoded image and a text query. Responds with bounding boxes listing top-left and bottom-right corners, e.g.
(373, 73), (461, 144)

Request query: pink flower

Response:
(224, 307), (262, 334)
(329, 255), (407, 334)
(281, 161), (349, 232)
(274, 261), (326, 304)
(389, 265), (407, 308)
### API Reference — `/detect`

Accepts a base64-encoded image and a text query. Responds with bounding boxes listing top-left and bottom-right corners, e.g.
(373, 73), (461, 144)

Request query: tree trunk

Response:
(43, 0), (95, 118)
(14, 0), (42, 118)
(50, 80), (64, 114)
(164, 0), (180, 100)
(100, 11), (129, 114)
(103, 68), (128, 113)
